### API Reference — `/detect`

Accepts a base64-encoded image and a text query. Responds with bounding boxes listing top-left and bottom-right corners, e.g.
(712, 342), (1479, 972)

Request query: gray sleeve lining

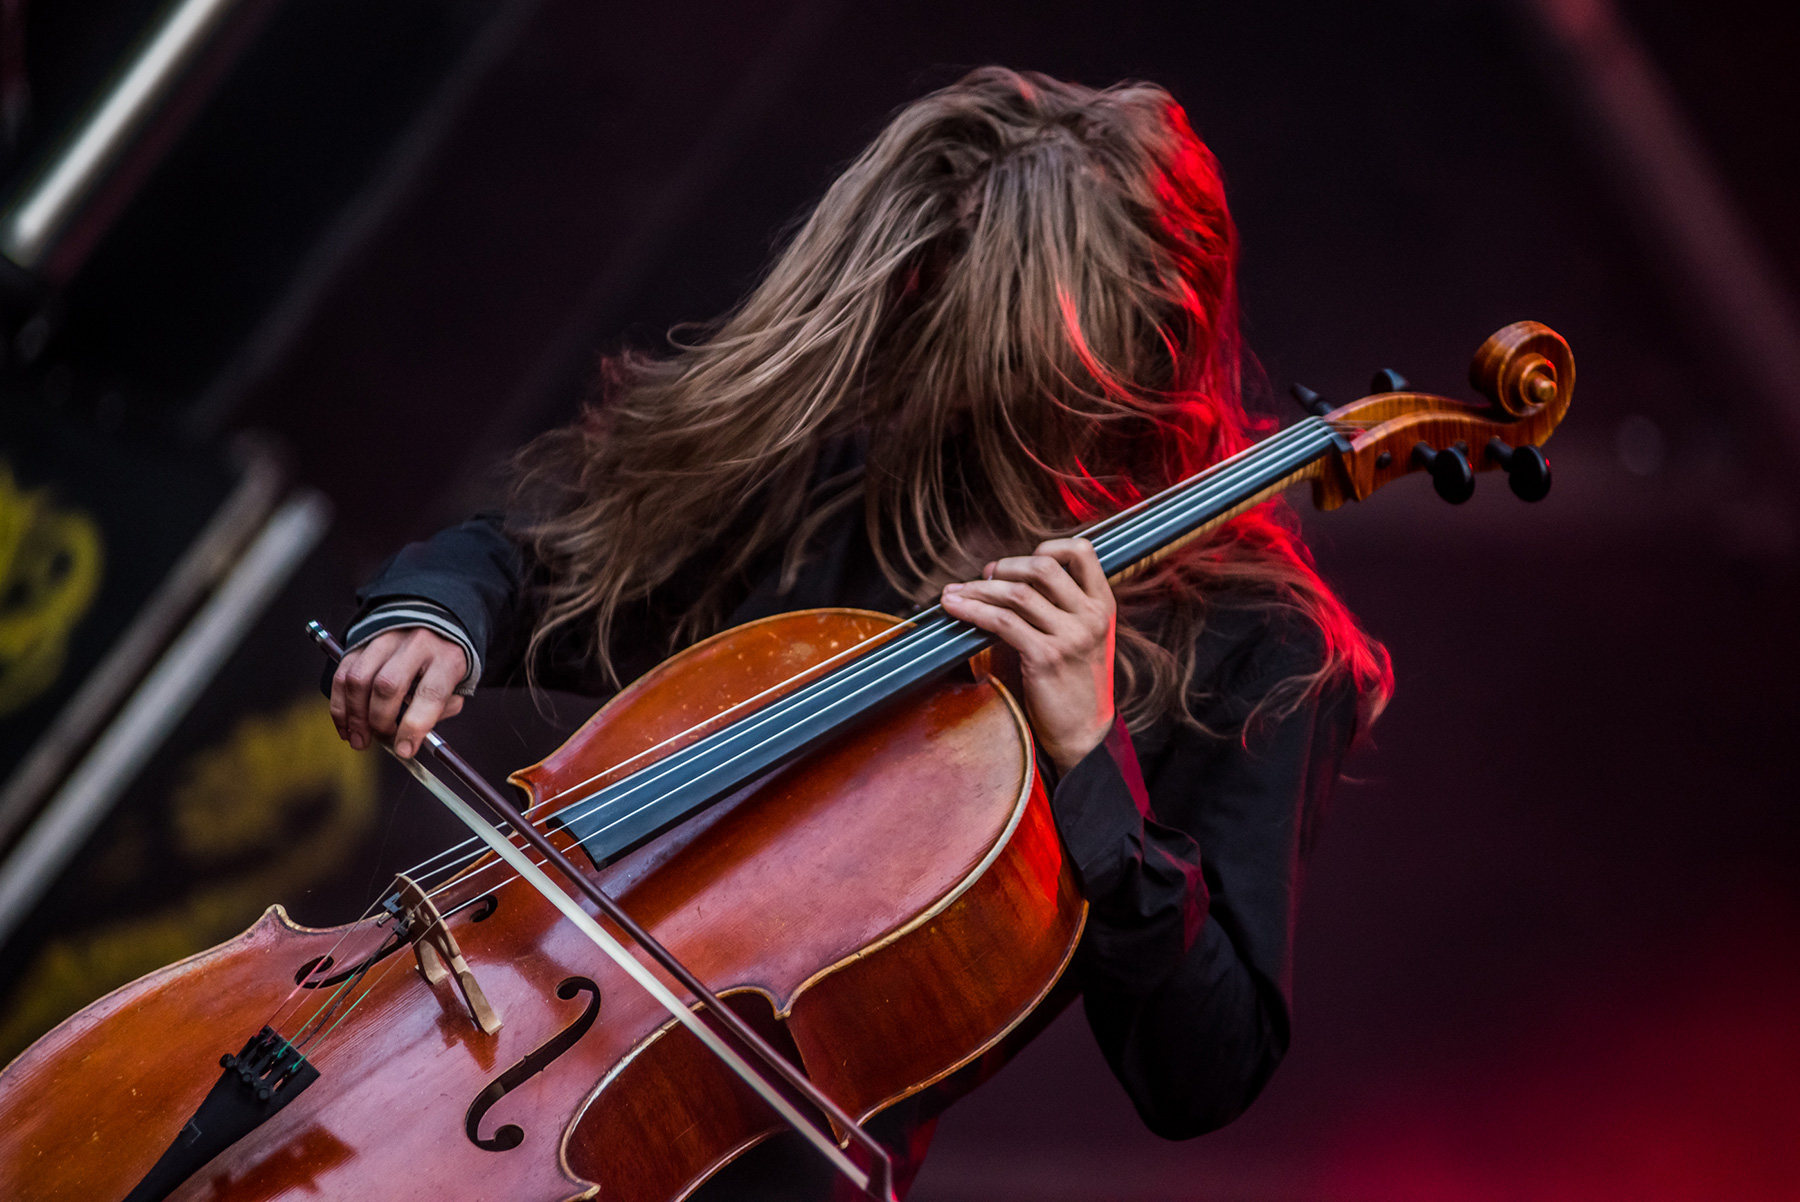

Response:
(344, 600), (482, 696)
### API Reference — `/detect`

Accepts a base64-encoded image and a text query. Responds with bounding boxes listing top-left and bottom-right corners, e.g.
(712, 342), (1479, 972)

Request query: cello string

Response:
(268, 736), (506, 1033)
(400, 418), (1344, 906)
(278, 913), (409, 1045)
(401, 419), (1340, 905)
(405, 619), (945, 897)
(553, 422), (1344, 857)
(265, 909), (389, 1032)
(399, 613), (949, 895)
(273, 418), (1356, 1060)
(285, 872), (450, 1052)
(266, 808), (444, 1034)
(405, 419), (1346, 909)
(290, 948), (385, 1050)
(519, 418), (1335, 810)
(551, 421), (1339, 844)
(386, 618), (920, 892)
(298, 930), (423, 1055)
(401, 417), (1339, 888)
(280, 421), (1353, 1050)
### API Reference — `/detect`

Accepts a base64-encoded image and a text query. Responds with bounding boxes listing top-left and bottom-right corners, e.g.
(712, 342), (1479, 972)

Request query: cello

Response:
(0, 321), (1572, 1202)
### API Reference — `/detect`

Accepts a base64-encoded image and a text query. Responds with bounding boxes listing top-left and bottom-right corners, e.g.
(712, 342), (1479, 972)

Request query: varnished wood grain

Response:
(1311, 321), (1575, 510)
(0, 610), (1085, 1202)
(0, 320), (1575, 1200)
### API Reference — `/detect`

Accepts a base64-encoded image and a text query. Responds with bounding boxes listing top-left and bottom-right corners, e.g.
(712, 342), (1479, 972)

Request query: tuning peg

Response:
(1290, 383), (1333, 418)
(1486, 438), (1552, 502)
(1411, 441), (1475, 503)
(1370, 368), (1409, 393)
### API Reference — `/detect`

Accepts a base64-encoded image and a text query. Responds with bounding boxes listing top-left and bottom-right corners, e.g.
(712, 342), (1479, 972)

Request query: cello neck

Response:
(1085, 416), (1340, 578)
(552, 418), (1341, 865)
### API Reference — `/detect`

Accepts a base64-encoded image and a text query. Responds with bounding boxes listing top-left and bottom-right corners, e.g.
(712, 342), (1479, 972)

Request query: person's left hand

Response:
(940, 537), (1116, 775)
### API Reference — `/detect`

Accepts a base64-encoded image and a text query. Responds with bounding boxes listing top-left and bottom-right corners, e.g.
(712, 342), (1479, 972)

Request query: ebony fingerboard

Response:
(555, 418), (1342, 865)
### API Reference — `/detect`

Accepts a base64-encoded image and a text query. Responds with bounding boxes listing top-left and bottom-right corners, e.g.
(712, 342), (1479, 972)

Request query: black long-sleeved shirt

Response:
(349, 504), (1356, 1196)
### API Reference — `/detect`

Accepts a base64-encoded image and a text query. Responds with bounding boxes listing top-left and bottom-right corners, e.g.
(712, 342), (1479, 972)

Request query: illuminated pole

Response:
(0, 0), (246, 271)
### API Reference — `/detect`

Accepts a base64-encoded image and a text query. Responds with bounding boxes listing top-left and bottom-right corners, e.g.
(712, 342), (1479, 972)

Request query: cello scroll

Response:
(1310, 320), (1575, 510)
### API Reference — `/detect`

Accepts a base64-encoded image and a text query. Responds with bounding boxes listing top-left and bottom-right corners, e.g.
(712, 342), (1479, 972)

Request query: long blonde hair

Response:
(514, 67), (1390, 734)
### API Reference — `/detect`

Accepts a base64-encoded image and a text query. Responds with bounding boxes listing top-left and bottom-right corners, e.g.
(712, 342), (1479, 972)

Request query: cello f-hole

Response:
(295, 932), (407, 988)
(465, 977), (602, 1152)
(294, 955), (335, 985)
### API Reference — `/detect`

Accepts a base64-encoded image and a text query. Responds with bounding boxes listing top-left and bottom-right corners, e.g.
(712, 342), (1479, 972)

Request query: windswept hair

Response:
(514, 67), (1390, 735)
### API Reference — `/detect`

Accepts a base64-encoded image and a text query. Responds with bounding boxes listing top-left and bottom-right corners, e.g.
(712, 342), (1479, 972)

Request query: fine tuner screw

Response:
(1412, 441), (1476, 504)
(1487, 437), (1552, 502)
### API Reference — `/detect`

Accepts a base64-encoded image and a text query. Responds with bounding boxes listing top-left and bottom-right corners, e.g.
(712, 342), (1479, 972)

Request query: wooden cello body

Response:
(0, 320), (1575, 1202)
(0, 608), (1085, 1202)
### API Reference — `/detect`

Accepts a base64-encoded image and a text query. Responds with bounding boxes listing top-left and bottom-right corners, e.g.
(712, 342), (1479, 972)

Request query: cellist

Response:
(329, 67), (1392, 1197)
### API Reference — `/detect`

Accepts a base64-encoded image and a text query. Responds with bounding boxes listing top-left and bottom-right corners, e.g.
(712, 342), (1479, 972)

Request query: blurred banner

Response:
(0, 453), (582, 1057)
(0, 409), (258, 845)
(0, 531), (365, 1061)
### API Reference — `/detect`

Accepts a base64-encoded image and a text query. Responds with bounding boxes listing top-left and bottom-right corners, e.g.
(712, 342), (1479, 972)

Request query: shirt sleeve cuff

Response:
(344, 600), (481, 695)
(1048, 714), (1152, 899)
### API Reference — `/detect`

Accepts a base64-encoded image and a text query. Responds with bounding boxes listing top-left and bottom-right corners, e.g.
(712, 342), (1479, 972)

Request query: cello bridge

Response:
(394, 874), (503, 1035)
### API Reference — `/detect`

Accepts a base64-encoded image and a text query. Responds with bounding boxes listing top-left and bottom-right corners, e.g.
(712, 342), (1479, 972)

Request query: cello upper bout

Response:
(510, 608), (910, 813)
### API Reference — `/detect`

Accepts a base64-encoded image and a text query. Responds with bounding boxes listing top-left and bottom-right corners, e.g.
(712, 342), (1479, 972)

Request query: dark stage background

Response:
(0, 1), (1795, 1198)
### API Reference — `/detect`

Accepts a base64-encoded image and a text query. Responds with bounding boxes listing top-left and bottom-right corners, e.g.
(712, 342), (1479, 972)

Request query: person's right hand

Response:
(329, 627), (468, 758)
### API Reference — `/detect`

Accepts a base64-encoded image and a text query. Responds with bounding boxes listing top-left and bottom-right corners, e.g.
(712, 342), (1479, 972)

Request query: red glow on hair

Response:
(1056, 452), (1134, 523)
(1054, 97), (1393, 728)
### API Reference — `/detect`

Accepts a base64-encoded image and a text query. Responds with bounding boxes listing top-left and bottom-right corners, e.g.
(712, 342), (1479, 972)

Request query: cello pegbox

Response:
(1308, 321), (1574, 512)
